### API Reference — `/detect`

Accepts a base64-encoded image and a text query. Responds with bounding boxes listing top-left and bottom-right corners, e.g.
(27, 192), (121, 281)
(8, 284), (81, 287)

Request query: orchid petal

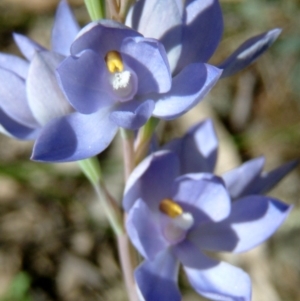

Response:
(175, 240), (251, 300)
(173, 173), (231, 222)
(121, 37), (171, 94)
(57, 49), (114, 114)
(126, 199), (168, 260)
(174, 239), (216, 269)
(71, 20), (141, 57)
(0, 67), (39, 128)
(175, 0), (223, 72)
(184, 258), (251, 301)
(135, 250), (181, 301)
(13, 33), (45, 61)
(246, 160), (298, 195)
(110, 99), (154, 130)
(189, 195), (291, 253)
(51, 0), (80, 56)
(27, 51), (72, 126)
(123, 151), (180, 211)
(152, 63), (222, 119)
(164, 119), (218, 173)
(219, 28), (281, 77)
(126, 0), (183, 72)
(32, 108), (117, 162)
(222, 157), (265, 200)
(0, 53), (29, 79)
(0, 108), (39, 140)
(127, 0), (182, 40)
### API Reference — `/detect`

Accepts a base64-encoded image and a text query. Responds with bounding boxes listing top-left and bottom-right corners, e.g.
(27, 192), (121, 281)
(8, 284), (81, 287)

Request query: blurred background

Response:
(0, 0), (299, 300)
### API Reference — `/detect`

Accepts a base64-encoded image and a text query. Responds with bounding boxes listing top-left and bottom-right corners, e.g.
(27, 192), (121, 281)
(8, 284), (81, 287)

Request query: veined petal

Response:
(0, 108), (40, 140)
(27, 51), (73, 126)
(32, 108), (118, 162)
(51, 0), (80, 56)
(164, 119), (218, 174)
(218, 28), (282, 77)
(135, 250), (181, 301)
(189, 195), (291, 253)
(121, 37), (171, 94)
(173, 173), (231, 222)
(184, 258), (251, 301)
(222, 157), (265, 200)
(123, 150), (180, 211)
(0, 53), (29, 79)
(71, 20), (141, 57)
(57, 49), (114, 114)
(126, 199), (168, 260)
(175, 0), (223, 72)
(245, 160), (298, 196)
(126, 0), (183, 72)
(152, 63), (222, 119)
(110, 99), (154, 130)
(13, 33), (45, 61)
(0, 67), (39, 128)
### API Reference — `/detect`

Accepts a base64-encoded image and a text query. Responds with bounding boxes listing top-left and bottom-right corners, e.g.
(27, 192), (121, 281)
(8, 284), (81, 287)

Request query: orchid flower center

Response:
(105, 51), (135, 101)
(159, 199), (194, 244)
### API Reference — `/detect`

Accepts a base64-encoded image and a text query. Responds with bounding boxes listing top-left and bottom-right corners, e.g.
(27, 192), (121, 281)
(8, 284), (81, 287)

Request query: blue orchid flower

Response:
(126, 0), (281, 77)
(161, 119), (298, 200)
(0, 1), (114, 162)
(0, 0), (79, 141)
(32, 18), (221, 161)
(123, 150), (292, 301)
(0, 1), (127, 162)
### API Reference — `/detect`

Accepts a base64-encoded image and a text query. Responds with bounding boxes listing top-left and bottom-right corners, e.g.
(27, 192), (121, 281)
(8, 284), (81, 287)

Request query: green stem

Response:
(119, 129), (141, 301)
(117, 232), (140, 301)
(84, 0), (105, 21)
(78, 156), (102, 183)
(120, 128), (135, 180)
(135, 117), (160, 165)
(78, 158), (123, 235)
(79, 157), (139, 300)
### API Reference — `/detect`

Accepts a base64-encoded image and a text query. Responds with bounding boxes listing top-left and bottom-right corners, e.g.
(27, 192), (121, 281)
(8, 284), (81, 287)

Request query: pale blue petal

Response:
(175, 240), (251, 300)
(0, 53), (29, 78)
(152, 63), (222, 119)
(121, 37), (171, 94)
(110, 99), (154, 130)
(135, 250), (181, 301)
(32, 108), (118, 162)
(184, 259), (251, 301)
(27, 51), (73, 126)
(164, 119), (218, 173)
(71, 20), (141, 57)
(175, 0), (223, 72)
(245, 160), (298, 195)
(0, 108), (40, 140)
(189, 195), (291, 253)
(123, 151), (180, 211)
(126, 0), (183, 72)
(126, 199), (168, 260)
(51, 0), (80, 56)
(0, 67), (39, 128)
(57, 49), (114, 114)
(13, 33), (45, 61)
(222, 157), (265, 200)
(173, 173), (231, 222)
(219, 28), (281, 77)
(173, 239), (216, 269)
